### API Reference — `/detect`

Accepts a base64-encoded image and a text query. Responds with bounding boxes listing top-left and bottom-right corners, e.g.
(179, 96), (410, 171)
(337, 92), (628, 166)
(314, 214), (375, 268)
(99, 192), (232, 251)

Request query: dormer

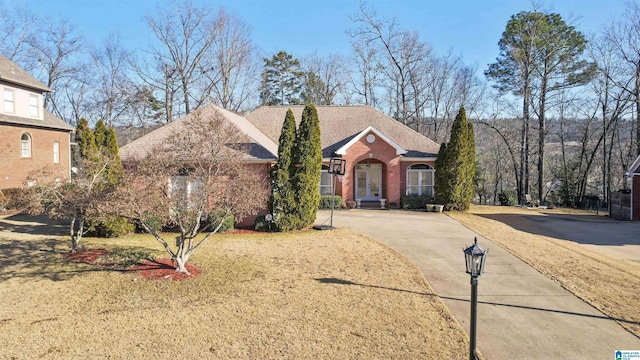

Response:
(0, 54), (50, 121)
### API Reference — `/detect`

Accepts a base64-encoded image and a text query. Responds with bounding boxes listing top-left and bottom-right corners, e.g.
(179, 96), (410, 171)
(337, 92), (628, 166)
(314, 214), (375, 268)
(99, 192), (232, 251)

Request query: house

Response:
(246, 105), (440, 208)
(119, 104), (278, 226)
(0, 54), (75, 189)
(624, 155), (640, 221)
(119, 104), (439, 225)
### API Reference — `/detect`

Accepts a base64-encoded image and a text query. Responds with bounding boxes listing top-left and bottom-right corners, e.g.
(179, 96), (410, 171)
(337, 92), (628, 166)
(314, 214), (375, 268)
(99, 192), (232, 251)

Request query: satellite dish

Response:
(265, 214), (273, 221)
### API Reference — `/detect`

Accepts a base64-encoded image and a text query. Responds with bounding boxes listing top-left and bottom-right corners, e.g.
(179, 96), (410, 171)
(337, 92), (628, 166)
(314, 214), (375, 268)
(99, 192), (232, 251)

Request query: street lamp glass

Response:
(464, 237), (488, 276)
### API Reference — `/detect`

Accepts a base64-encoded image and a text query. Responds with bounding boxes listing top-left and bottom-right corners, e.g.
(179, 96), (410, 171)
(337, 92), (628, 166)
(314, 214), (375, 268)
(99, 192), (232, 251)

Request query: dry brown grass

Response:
(0, 219), (471, 359)
(448, 205), (640, 338)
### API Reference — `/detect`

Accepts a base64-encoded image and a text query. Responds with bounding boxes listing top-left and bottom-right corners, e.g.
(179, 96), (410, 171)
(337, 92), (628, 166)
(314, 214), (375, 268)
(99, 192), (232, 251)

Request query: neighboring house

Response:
(0, 54), (75, 189)
(246, 105), (440, 208)
(119, 104), (278, 226)
(625, 155), (640, 221)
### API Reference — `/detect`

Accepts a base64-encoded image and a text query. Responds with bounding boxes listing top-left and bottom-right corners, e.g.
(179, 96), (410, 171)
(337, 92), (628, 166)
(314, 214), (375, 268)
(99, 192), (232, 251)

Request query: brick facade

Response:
(335, 131), (402, 206)
(0, 123), (71, 189)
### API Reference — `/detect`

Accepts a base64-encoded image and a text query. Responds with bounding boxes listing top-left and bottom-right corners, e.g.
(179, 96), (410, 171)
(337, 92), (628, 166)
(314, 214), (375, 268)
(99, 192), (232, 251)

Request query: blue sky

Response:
(6, 0), (629, 72)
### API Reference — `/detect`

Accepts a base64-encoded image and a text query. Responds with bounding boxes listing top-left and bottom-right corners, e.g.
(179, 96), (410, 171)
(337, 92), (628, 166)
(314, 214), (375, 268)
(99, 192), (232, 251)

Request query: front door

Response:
(355, 163), (382, 200)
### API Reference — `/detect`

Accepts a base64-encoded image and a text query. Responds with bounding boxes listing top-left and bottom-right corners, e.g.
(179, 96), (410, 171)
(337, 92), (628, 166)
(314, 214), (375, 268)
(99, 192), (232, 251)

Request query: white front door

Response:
(355, 163), (382, 200)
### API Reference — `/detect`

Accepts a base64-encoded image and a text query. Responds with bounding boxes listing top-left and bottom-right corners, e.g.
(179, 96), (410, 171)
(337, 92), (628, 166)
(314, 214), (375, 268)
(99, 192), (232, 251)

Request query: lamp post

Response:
(463, 237), (488, 360)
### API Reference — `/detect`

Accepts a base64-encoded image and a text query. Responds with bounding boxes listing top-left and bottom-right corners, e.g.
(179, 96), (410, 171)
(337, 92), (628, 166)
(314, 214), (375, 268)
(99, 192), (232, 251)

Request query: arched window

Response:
(406, 164), (433, 196)
(21, 133), (32, 158)
(320, 165), (332, 195)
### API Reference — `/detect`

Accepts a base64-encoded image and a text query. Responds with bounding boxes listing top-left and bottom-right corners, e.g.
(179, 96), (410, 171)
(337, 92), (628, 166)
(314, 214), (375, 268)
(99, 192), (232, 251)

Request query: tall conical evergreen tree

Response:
(434, 106), (475, 210)
(269, 109), (298, 231)
(94, 119), (108, 149)
(291, 104), (322, 228)
(76, 118), (98, 162)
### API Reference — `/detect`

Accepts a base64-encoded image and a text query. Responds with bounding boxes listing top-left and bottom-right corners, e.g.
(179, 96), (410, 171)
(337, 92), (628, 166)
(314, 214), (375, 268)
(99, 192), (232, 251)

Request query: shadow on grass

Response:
(0, 237), (128, 281)
(0, 213), (68, 236)
(315, 277), (640, 327)
(474, 212), (640, 247)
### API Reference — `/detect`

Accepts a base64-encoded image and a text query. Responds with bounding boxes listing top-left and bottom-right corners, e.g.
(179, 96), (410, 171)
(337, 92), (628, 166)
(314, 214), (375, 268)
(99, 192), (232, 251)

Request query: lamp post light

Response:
(463, 237), (488, 360)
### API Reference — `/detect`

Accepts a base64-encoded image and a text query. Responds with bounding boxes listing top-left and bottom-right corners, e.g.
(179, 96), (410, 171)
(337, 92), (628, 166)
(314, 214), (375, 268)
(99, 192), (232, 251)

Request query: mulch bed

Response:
(63, 250), (202, 281)
(129, 258), (202, 281)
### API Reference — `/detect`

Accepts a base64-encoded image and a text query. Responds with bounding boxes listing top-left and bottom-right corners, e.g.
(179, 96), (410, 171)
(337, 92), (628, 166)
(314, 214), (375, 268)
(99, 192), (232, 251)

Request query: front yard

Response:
(0, 214), (470, 359)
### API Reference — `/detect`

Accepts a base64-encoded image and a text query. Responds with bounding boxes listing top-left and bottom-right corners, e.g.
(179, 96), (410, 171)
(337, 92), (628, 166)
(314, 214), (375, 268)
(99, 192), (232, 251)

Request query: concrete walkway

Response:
(315, 209), (640, 360)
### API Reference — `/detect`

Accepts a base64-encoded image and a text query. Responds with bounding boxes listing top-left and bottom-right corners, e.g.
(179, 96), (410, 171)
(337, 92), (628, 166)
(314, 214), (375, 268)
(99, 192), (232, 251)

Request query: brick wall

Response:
(339, 132), (402, 205)
(0, 124), (71, 189)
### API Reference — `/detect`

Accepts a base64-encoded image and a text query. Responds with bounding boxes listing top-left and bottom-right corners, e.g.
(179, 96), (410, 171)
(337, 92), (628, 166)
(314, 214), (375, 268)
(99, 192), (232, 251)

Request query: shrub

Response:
(207, 210), (234, 233)
(89, 216), (134, 238)
(498, 190), (517, 206)
(140, 211), (163, 233)
(98, 248), (155, 269)
(319, 195), (342, 209)
(254, 215), (273, 232)
(400, 195), (434, 209)
(0, 188), (30, 210)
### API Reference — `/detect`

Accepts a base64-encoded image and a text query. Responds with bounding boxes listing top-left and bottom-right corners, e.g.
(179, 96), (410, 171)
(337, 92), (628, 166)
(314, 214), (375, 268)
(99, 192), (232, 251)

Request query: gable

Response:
(119, 104), (277, 162)
(335, 126), (407, 156)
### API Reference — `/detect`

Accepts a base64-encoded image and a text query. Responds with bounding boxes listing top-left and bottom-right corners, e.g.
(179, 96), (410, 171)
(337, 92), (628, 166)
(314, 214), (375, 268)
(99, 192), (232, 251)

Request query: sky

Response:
(5, 0), (631, 73)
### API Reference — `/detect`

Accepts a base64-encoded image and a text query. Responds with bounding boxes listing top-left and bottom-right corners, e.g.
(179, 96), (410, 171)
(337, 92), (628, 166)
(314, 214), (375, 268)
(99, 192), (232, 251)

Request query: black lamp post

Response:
(463, 237), (488, 360)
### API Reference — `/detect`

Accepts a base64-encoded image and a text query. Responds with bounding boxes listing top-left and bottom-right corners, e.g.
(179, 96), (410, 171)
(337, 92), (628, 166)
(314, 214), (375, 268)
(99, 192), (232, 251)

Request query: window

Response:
(4, 89), (14, 113)
(320, 165), (332, 195)
(406, 164), (434, 196)
(53, 142), (60, 163)
(29, 95), (39, 117)
(21, 133), (31, 158)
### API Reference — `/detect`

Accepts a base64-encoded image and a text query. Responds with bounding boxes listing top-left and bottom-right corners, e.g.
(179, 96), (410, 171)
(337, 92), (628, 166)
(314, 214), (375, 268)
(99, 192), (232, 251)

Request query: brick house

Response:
(625, 155), (640, 221)
(0, 54), (75, 189)
(119, 104), (278, 226)
(119, 104), (439, 224)
(246, 105), (440, 208)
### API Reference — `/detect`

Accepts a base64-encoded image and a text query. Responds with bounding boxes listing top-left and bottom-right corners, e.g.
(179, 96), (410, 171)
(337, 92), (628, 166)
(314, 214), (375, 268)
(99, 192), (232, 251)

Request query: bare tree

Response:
(349, 3), (429, 125)
(0, 6), (38, 70)
(604, 1), (640, 156)
(112, 110), (269, 274)
(91, 33), (133, 127)
(205, 8), (258, 111)
(144, 0), (218, 119)
(301, 52), (349, 105)
(349, 39), (381, 106)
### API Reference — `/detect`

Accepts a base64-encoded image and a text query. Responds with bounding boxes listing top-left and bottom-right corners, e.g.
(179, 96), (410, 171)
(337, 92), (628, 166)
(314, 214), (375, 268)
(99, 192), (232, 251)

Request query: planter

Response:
(426, 204), (444, 213)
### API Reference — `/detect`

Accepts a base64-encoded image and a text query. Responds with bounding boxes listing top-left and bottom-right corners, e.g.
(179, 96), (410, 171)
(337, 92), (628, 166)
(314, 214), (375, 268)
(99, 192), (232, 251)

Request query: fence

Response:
(609, 190), (631, 221)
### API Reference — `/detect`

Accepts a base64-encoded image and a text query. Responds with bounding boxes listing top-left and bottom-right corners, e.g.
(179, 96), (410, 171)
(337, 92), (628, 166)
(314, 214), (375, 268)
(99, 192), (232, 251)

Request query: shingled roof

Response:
(0, 110), (74, 132)
(0, 54), (52, 92)
(119, 104), (278, 162)
(245, 105), (440, 158)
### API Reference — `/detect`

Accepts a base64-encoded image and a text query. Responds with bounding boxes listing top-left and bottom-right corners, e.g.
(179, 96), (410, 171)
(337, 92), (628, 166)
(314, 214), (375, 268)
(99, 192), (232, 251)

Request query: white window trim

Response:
(21, 133), (32, 158)
(29, 94), (40, 118)
(320, 166), (332, 195)
(53, 141), (60, 163)
(406, 164), (434, 197)
(4, 88), (15, 114)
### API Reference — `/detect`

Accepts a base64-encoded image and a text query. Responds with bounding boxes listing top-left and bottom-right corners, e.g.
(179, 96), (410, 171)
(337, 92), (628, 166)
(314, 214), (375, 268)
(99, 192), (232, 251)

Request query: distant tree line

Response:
(2, 0), (640, 206)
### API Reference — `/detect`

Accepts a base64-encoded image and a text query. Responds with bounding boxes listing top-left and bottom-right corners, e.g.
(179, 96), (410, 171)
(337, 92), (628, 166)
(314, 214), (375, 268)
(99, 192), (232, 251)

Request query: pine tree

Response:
(269, 109), (298, 231)
(291, 104), (322, 228)
(434, 142), (451, 205)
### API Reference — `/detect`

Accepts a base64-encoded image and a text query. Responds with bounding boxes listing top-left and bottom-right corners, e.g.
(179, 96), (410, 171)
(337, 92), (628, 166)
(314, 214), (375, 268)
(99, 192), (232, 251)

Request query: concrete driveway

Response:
(316, 209), (640, 360)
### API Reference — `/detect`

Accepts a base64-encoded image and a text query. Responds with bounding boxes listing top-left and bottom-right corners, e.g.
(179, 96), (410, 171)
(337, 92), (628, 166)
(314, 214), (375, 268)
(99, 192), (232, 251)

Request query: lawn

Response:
(0, 214), (470, 359)
(448, 205), (640, 338)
